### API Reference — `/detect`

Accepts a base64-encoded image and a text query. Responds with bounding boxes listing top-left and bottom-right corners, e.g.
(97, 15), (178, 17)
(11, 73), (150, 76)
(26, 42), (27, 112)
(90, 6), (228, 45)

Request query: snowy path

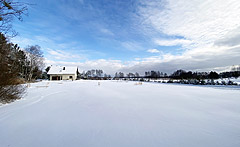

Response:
(0, 80), (240, 147)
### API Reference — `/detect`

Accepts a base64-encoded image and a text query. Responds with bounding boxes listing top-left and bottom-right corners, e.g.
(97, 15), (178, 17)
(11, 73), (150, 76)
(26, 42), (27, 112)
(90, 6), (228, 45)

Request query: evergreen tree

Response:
(0, 33), (25, 103)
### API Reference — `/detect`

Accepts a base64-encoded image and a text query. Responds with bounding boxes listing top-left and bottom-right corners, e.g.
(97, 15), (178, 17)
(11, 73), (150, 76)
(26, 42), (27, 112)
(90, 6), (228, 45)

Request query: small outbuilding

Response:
(47, 65), (78, 81)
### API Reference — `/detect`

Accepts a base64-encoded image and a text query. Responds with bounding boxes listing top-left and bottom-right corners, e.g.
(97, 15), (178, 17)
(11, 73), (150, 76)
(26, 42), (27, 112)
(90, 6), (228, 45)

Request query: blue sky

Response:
(11, 0), (240, 74)
(13, 0), (168, 61)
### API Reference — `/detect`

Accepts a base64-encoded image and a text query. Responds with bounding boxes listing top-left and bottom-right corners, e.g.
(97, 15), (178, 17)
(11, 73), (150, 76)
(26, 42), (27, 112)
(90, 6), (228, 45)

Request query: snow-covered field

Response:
(0, 80), (240, 147)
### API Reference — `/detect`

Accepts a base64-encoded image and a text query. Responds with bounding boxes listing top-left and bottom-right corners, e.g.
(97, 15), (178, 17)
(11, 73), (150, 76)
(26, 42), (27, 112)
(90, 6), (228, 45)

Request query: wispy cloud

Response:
(214, 27), (240, 47)
(100, 28), (114, 36)
(78, 0), (84, 4)
(147, 49), (161, 53)
(154, 38), (192, 47)
(46, 48), (86, 61)
(132, 0), (240, 72)
(139, 0), (240, 45)
(121, 41), (143, 51)
(45, 59), (125, 74)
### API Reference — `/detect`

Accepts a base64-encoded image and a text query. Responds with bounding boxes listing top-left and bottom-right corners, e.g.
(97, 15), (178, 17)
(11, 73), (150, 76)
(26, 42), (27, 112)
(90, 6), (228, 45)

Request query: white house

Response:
(47, 66), (78, 81)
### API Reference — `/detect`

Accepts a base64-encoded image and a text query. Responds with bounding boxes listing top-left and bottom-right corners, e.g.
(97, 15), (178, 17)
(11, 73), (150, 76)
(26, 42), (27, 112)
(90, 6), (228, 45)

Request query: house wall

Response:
(62, 74), (76, 80)
(50, 74), (76, 81)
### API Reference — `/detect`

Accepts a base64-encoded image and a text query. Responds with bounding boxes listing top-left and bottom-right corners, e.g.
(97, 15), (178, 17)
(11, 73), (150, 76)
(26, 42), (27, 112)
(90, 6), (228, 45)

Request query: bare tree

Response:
(25, 45), (44, 81)
(0, 0), (28, 36)
(135, 72), (139, 77)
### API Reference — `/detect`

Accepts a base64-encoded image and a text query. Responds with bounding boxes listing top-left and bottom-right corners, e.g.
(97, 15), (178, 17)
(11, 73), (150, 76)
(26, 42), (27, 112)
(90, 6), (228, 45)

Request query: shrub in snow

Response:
(200, 80), (206, 85)
(227, 81), (234, 85)
(0, 85), (25, 104)
(221, 81), (226, 85)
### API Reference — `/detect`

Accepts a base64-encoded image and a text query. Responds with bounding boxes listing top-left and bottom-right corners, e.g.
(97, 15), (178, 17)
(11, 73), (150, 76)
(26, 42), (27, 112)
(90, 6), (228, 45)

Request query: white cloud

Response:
(45, 59), (125, 74)
(130, 0), (240, 72)
(214, 27), (240, 47)
(100, 28), (114, 36)
(121, 41), (143, 51)
(139, 0), (240, 46)
(78, 0), (84, 4)
(147, 49), (161, 53)
(10, 37), (35, 47)
(35, 36), (53, 43)
(46, 48), (86, 61)
(45, 44), (240, 75)
(154, 38), (192, 46)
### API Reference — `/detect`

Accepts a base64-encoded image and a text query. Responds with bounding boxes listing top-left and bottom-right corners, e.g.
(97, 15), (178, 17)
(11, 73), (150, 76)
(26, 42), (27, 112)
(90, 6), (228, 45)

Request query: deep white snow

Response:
(0, 80), (240, 147)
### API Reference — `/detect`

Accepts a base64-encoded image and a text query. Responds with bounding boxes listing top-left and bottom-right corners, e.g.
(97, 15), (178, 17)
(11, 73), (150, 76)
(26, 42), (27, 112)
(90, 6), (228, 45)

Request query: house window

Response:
(69, 76), (72, 79)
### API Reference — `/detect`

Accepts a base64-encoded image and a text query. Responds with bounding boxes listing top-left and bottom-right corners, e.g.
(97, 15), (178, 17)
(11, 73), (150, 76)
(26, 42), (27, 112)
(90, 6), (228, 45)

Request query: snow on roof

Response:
(47, 65), (78, 75)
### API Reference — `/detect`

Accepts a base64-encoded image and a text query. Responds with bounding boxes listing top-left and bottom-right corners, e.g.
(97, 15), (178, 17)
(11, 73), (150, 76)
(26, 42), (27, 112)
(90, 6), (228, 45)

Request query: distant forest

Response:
(66, 67), (240, 86)
(67, 66), (240, 80)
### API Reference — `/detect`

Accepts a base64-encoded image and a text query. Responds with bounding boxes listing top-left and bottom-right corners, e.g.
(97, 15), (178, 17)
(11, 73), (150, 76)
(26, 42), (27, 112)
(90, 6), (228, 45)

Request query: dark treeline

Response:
(112, 68), (240, 80)
(220, 71), (240, 79)
(144, 71), (168, 78)
(114, 71), (167, 79)
(78, 69), (111, 80)
(170, 70), (217, 79)
(170, 69), (240, 80)
(110, 68), (240, 86)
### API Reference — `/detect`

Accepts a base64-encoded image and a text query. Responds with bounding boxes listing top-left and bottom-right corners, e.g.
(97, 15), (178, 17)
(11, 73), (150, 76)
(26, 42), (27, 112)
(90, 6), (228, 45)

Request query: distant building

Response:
(47, 65), (78, 81)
